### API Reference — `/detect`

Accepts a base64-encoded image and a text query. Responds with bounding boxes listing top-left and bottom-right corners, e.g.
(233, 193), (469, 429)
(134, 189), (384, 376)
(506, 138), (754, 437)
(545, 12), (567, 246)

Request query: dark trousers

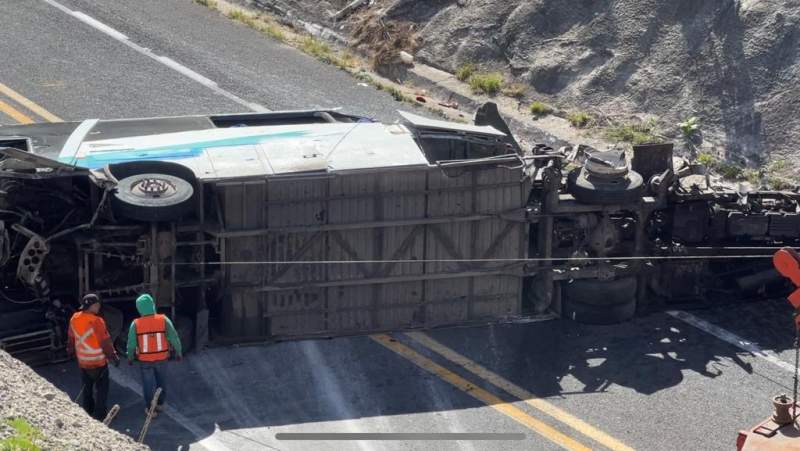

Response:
(139, 361), (168, 409)
(80, 365), (109, 421)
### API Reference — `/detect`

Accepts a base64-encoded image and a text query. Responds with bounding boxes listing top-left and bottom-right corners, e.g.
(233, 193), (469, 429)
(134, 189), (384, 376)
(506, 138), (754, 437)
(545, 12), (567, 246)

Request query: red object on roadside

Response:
(774, 247), (800, 329)
(736, 431), (747, 451)
(737, 406), (800, 451)
(735, 248), (800, 450)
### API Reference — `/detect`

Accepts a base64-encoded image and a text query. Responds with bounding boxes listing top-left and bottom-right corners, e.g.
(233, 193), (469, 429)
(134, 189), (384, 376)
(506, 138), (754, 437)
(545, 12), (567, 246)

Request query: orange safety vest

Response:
(70, 312), (107, 368)
(134, 314), (169, 362)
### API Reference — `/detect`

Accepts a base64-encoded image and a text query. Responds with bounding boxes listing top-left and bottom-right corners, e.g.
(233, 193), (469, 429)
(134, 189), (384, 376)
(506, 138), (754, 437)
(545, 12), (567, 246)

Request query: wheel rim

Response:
(129, 177), (179, 199)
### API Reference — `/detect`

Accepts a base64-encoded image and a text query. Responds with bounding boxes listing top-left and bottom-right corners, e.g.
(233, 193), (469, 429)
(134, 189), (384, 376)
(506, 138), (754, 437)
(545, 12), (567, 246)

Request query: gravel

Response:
(0, 351), (146, 451)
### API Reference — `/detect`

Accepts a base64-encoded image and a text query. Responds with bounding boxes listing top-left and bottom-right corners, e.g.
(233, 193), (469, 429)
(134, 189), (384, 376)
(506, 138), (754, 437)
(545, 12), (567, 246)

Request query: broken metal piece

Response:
(13, 226), (49, 287)
(631, 142), (674, 184)
(585, 149), (629, 177)
(103, 404), (120, 426)
(138, 387), (162, 443)
(0, 146), (87, 174)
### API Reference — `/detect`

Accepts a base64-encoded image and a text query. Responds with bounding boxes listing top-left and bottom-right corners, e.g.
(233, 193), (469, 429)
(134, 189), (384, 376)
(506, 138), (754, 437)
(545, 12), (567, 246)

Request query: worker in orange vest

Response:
(127, 293), (183, 416)
(67, 293), (120, 420)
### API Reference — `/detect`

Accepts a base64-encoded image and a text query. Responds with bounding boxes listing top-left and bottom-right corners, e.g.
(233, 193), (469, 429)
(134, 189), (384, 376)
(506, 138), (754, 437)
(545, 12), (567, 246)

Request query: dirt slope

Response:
(378, 0), (800, 170)
(256, 0), (799, 174)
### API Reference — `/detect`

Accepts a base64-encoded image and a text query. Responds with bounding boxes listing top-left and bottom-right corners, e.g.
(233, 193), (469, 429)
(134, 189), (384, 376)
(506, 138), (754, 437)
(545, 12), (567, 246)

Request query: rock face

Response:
(377, 0), (800, 168)
(0, 351), (146, 451)
(239, 0), (799, 170)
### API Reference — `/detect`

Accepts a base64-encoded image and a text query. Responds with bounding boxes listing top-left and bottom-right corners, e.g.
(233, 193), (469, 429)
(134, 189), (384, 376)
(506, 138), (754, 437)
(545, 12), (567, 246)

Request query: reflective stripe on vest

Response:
(134, 314), (169, 362)
(70, 313), (107, 368)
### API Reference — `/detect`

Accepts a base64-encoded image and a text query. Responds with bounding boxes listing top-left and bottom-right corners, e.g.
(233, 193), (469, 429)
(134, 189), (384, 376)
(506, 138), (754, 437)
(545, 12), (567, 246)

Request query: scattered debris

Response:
(103, 405), (121, 426)
(351, 10), (418, 69)
(399, 50), (414, 65)
(138, 388), (162, 443)
(332, 0), (370, 22)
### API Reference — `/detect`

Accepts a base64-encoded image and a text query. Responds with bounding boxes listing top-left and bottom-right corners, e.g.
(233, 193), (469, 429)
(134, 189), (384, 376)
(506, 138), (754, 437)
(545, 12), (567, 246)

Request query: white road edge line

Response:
(666, 309), (797, 374)
(72, 11), (129, 41)
(158, 56), (218, 88)
(40, 0), (269, 112)
(108, 367), (233, 451)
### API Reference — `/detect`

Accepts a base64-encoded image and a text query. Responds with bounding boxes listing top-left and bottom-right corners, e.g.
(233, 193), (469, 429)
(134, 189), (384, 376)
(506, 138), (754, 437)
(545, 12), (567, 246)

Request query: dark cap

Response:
(80, 293), (101, 310)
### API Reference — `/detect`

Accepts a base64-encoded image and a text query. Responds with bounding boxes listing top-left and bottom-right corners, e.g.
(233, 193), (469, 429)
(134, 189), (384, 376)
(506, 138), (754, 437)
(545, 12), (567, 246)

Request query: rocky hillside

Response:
(389, 1), (799, 169)
(248, 0), (800, 177)
(0, 351), (146, 451)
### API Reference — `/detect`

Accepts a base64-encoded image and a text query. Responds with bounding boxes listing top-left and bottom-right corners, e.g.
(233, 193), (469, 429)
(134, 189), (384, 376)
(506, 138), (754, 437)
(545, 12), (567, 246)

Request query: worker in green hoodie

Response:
(127, 293), (182, 415)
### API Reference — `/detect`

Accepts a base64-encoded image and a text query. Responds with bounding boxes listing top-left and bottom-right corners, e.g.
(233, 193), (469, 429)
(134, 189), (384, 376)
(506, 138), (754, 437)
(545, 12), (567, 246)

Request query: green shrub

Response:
(743, 168), (761, 185)
(195, 0), (217, 8)
(501, 83), (527, 99)
(767, 159), (788, 173)
(0, 418), (42, 451)
(695, 152), (746, 180)
(468, 72), (504, 95)
(696, 152), (717, 167)
(529, 101), (554, 117)
(604, 119), (659, 145)
(768, 176), (794, 190)
(764, 160), (792, 189)
(299, 37), (333, 62)
(355, 71), (374, 84)
(227, 9), (248, 21)
(260, 23), (285, 42)
(386, 86), (409, 102)
(455, 63), (477, 82)
(332, 51), (357, 70)
(717, 162), (743, 180)
(678, 116), (700, 137)
(227, 8), (263, 29)
(567, 111), (592, 128)
(295, 36), (357, 70)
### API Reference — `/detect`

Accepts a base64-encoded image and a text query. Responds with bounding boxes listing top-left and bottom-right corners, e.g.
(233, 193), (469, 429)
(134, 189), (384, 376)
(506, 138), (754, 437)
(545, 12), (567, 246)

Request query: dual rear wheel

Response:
(561, 151), (643, 325)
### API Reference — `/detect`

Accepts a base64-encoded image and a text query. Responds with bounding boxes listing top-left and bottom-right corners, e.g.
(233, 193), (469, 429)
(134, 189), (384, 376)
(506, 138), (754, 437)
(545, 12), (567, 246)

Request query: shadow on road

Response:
(35, 299), (796, 450)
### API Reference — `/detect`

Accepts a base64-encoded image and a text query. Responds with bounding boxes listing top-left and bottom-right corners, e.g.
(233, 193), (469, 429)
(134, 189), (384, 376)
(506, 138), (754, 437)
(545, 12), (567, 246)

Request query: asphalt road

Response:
(2, 1), (799, 450)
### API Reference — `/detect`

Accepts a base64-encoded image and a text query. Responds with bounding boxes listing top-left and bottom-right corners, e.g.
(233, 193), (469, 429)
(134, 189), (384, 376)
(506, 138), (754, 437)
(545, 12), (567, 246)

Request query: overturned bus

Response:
(0, 104), (798, 363)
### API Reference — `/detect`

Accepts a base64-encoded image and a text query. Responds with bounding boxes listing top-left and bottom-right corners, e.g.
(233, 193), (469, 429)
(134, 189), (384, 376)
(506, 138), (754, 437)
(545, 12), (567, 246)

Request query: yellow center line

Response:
(371, 334), (591, 451)
(0, 98), (34, 124)
(0, 81), (63, 123)
(406, 332), (635, 451)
